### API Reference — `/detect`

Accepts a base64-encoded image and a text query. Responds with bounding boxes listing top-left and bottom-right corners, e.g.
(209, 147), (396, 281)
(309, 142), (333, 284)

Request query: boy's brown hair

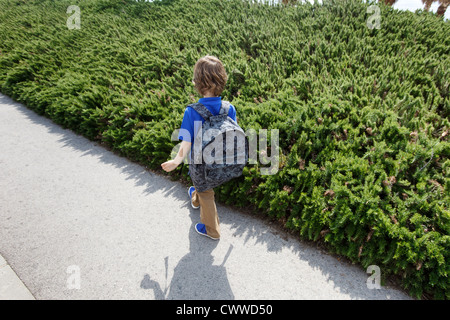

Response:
(193, 55), (228, 97)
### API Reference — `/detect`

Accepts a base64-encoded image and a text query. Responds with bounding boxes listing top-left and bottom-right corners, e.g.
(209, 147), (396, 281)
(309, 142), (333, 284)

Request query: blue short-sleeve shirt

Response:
(178, 97), (237, 143)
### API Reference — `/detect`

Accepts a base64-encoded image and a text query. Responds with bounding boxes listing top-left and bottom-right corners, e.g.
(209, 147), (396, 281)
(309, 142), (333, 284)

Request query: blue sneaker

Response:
(188, 186), (199, 209)
(195, 223), (220, 240)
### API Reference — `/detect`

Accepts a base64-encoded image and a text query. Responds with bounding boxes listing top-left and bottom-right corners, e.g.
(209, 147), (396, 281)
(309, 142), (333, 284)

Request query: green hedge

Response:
(0, 0), (448, 299)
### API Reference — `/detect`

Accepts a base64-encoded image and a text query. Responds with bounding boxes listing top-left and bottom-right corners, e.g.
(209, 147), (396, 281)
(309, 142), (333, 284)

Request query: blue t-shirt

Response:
(178, 96), (237, 143)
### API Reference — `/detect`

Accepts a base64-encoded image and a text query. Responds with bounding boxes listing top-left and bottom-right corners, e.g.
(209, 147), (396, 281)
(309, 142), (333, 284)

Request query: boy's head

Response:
(193, 55), (228, 97)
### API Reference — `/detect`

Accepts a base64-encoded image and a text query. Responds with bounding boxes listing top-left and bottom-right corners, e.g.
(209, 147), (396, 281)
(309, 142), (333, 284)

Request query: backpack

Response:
(188, 101), (249, 193)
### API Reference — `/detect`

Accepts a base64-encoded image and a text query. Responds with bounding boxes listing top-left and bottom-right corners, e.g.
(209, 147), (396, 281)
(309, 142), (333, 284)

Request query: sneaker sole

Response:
(195, 223), (220, 240)
(188, 187), (200, 209)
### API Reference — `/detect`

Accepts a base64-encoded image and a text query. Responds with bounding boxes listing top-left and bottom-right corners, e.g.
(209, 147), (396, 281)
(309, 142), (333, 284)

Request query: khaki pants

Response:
(191, 188), (220, 239)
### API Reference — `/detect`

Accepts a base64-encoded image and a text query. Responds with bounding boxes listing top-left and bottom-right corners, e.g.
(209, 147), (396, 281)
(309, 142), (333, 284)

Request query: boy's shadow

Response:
(141, 206), (235, 300)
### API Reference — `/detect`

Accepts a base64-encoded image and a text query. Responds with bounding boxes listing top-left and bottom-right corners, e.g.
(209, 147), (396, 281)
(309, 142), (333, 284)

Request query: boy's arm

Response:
(173, 140), (192, 165)
(161, 140), (191, 172)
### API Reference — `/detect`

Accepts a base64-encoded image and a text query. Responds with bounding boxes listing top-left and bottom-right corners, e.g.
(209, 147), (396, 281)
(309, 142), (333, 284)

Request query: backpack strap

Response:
(188, 102), (214, 121)
(219, 101), (231, 115)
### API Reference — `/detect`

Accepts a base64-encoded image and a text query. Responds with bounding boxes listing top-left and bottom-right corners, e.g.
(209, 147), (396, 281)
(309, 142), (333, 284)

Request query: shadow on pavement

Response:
(140, 210), (234, 300)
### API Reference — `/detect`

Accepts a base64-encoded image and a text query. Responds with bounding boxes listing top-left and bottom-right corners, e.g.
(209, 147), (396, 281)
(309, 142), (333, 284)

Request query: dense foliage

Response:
(0, 0), (448, 299)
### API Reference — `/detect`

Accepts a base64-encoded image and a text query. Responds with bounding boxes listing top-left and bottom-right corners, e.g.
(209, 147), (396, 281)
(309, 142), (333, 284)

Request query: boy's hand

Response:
(161, 159), (180, 172)
(161, 140), (191, 173)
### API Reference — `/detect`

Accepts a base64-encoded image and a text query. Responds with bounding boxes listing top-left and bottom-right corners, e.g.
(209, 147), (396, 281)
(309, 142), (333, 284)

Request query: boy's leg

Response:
(191, 188), (200, 208)
(192, 188), (220, 239)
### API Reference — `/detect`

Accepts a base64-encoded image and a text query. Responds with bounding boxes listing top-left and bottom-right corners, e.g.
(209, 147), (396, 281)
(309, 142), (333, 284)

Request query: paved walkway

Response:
(0, 93), (412, 300)
(0, 253), (34, 299)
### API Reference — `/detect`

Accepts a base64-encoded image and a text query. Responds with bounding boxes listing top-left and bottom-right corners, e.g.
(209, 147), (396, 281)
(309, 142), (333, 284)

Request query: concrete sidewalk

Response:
(0, 93), (413, 300)
(0, 253), (35, 300)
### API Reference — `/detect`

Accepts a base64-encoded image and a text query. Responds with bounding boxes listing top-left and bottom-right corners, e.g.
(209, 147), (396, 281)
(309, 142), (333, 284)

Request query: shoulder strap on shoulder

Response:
(188, 103), (214, 121)
(219, 101), (231, 115)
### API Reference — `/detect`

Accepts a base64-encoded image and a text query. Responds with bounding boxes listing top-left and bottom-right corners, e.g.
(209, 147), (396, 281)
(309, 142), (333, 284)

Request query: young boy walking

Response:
(161, 55), (237, 240)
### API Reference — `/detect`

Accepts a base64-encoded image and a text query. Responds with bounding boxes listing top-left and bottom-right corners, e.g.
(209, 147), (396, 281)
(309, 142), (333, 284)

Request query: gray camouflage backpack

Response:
(188, 101), (248, 193)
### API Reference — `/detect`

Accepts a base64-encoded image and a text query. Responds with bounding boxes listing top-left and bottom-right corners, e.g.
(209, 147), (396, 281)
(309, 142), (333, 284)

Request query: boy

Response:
(161, 55), (237, 240)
